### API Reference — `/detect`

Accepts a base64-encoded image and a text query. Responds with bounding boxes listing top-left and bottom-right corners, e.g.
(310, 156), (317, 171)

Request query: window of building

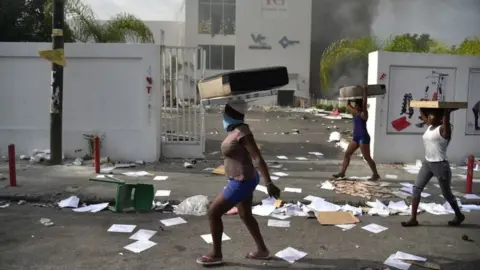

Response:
(198, 0), (236, 35)
(198, 45), (235, 70)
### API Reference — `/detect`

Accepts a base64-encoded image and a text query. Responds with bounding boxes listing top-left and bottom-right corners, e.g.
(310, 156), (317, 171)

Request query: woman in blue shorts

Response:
(333, 86), (380, 181)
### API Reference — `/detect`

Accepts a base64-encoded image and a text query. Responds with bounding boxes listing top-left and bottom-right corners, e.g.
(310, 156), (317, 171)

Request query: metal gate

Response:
(160, 46), (206, 159)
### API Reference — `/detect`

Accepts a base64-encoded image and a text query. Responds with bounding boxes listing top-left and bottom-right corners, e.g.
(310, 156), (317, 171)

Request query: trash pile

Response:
(329, 180), (394, 199)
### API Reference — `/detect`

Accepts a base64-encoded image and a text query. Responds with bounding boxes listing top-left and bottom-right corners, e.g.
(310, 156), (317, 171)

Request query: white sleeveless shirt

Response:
(423, 125), (449, 162)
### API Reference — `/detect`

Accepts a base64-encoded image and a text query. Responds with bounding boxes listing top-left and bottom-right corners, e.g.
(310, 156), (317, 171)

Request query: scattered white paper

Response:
(203, 167), (214, 172)
(108, 224), (136, 233)
(304, 195), (324, 202)
(270, 164), (283, 169)
(271, 176), (280, 181)
(201, 233), (230, 244)
(160, 217), (187, 227)
(271, 213), (291, 220)
(464, 194), (480, 200)
(320, 181), (335, 190)
(308, 152), (323, 157)
(295, 157), (308, 161)
(256, 185), (268, 194)
(129, 229), (157, 241)
(153, 176), (169, 181)
(393, 191), (411, 199)
(273, 172), (289, 177)
(284, 187), (302, 193)
(384, 254), (411, 270)
(275, 247), (308, 263)
(262, 197), (276, 205)
(123, 171), (152, 177)
(73, 202), (109, 213)
(96, 174), (106, 179)
(308, 200), (341, 212)
(277, 156), (288, 160)
(393, 251), (427, 262)
(400, 183), (414, 188)
(336, 224), (356, 231)
(58, 196), (79, 208)
(268, 219), (291, 228)
(114, 163), (136, 168)
(385, 174), (398, 180)
(100, 166), (115, 173)
(388, 201), (408, 211)
(252, 205), (276, 216)
(155, 190), (171, 197)
(124, 240), (157, 253)
(361, 223), (388, 234)
(434, 184), (440, 188)
(400, 186), (430, 198)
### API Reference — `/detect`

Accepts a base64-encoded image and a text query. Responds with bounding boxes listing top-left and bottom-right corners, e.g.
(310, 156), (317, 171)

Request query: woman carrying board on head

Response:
(332, 85), (380, 181)
(401, 107), (465, 227)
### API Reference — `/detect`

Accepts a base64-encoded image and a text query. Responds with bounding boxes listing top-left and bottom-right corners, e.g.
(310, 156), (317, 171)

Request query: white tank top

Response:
(423, 125), (449, 162)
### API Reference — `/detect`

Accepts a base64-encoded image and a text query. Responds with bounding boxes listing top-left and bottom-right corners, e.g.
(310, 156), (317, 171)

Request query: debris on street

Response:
(39, 218), (54, 227)
(174, 195), (209, 216)
(330, 179), (393, 199)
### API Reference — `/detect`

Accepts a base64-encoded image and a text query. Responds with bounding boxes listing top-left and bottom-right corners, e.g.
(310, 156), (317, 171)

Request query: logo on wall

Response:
(262, 0), (287, 12)
(279, 36), (299, 49)
(249, 33), (272, 50)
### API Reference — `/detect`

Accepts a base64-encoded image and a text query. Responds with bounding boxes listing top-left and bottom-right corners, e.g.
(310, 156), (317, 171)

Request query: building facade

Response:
(184, 0), (312, 105)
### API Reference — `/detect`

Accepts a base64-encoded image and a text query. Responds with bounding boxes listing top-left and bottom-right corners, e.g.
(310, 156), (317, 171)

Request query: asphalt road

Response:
(1, 204), (480, 270)
(204, 108), (350, 160)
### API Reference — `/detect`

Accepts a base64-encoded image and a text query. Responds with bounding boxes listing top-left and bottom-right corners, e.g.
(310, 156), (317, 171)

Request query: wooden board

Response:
(200, 90), (278, 106)
(409, 100), (468, 109)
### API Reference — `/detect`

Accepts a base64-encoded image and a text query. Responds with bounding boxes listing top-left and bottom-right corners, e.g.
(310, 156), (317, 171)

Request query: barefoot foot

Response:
(368, 174), (380, 181)
(332, 173), (345, 179)
(401, 219), (419, 227)
(245, 250), (270, 260)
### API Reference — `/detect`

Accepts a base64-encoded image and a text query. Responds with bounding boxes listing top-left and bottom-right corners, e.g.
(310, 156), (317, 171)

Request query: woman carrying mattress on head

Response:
(332, 85), (380, 181)
(196, 100), (281, 266)
(401, 107), (465, 227)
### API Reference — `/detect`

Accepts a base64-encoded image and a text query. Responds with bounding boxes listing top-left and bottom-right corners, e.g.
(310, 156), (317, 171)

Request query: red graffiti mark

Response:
(379, 73), (386, 80)
(146, 76), (153, 94)
(146, 86), (152, 94)
(146, 77), (153, 84)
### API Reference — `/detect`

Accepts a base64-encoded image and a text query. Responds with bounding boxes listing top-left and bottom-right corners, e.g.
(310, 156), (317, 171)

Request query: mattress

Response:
(201, 89), (278, 106)
(338, 84), (386, 100)
(197, 66), (289, 99)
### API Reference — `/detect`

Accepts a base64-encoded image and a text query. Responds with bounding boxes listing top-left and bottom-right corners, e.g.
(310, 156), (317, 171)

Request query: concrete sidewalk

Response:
(1, 159), (478, 206)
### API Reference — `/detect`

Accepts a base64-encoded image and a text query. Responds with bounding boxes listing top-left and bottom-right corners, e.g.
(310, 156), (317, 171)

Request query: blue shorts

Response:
(353, 134), (370, 145)
(222, 173), (260, 205)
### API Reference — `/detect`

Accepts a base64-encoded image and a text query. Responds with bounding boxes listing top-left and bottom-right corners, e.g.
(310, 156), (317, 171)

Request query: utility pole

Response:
(50, 0), (65, 165)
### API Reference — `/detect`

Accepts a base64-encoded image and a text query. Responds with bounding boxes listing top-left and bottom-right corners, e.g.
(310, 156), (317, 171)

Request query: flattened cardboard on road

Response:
(315, 211), (359, 225)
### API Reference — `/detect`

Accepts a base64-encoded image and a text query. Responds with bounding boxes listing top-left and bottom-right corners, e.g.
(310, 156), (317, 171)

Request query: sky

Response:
(83, 0), (185, 21)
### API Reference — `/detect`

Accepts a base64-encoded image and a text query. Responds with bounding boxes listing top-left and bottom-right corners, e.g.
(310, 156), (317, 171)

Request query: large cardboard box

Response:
(338, 84), (386, 100)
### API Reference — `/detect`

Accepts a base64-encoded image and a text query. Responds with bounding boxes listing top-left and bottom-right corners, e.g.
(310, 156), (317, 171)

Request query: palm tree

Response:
(453, 37), (480, 56)
(44, 0), (154, 43)
(320, 34), (450, 91)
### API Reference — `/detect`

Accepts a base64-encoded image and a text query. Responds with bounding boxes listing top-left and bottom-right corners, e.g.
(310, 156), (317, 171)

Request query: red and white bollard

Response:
(8, 144), (16, 187)
(94, 136), (100, 174)
(465, 155), (474, 194)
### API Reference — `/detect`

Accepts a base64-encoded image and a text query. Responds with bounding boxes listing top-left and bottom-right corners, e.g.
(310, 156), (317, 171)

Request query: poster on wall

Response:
(466, 69), (480, 135)
(387, 66), (456, 134)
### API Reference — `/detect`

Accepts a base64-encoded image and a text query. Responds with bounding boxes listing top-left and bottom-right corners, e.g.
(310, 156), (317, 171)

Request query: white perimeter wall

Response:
(0, 43), (162, 162)
(367, 51), (480, 164)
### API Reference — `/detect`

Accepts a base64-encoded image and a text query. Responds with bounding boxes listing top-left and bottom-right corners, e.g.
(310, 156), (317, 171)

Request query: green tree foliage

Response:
(453, 37), (480, 55)
(320, 34), (479, 91)
(0, 0), (154, 43)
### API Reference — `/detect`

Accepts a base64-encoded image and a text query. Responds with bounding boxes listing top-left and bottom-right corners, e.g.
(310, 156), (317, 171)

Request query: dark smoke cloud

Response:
(310, 0), (480, 98)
